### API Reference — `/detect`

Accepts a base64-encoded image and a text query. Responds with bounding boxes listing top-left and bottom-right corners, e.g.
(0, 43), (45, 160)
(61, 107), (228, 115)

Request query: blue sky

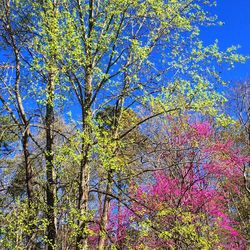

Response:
(200, 0), (250, 82)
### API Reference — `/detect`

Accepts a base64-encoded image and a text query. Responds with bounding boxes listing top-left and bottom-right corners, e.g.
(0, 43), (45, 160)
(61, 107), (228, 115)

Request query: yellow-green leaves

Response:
(0, 200), (46, 249)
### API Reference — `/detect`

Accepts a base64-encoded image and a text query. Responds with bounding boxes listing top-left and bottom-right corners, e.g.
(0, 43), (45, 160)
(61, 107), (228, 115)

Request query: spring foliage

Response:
(0, 0), (249, 249)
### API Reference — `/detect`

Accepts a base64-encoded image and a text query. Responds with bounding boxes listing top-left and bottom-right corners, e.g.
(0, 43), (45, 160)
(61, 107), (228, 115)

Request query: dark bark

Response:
(76, 1), (94, 248)
(45, 72), (56, 250)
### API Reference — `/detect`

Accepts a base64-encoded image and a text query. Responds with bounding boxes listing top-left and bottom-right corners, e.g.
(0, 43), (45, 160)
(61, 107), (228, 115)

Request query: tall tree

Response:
(0, 0), (248, 249)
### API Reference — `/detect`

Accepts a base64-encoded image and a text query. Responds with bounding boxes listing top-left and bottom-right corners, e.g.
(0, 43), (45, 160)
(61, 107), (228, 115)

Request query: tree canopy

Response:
(0, 0), (249, 249)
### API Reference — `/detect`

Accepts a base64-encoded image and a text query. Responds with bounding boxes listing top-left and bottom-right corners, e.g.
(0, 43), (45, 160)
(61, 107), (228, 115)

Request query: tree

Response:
(0, 0), (248, 249)
(88, 116), (248, 249)
(223, 79), (250, 242)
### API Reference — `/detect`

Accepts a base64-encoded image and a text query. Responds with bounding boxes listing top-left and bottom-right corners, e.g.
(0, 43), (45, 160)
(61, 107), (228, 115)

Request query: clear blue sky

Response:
(1, 1), (249, 83)
(200, 0), (250, 82)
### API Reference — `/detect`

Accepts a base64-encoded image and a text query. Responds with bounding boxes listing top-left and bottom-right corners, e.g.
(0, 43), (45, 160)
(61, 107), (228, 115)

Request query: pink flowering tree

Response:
(89, 117), (248, 249)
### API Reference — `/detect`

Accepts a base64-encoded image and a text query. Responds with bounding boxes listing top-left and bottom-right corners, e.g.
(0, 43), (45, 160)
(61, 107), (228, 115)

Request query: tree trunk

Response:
(76, 71), (92, 249)
(98, 104), (124, 250)
(45, 72), (56, 250)
(98, 171), (112, 250)
(76, 1), (94, 248)
(4, 2), (35, 246)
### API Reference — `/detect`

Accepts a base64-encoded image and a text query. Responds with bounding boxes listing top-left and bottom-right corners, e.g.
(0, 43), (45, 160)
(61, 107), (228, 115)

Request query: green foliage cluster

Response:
(0, 0), (248, 249)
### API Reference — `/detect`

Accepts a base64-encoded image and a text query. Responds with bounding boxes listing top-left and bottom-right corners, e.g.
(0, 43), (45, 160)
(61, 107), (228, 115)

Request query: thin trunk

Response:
(117, 175), (122, 249)
(77, 152), (90, 249)
(98, 171), (112, 250)
(14, 39), (34, 209)
(98, 104), (124, 250)
(4, 2), (34, 248)
(45, 71), (56, 250)
(76, 71), (93, 250)
(76, 1), (94, 248)
(14, 47), (34, 206)
(5, 0), (34, 209)
(43, 2), (59, 248)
